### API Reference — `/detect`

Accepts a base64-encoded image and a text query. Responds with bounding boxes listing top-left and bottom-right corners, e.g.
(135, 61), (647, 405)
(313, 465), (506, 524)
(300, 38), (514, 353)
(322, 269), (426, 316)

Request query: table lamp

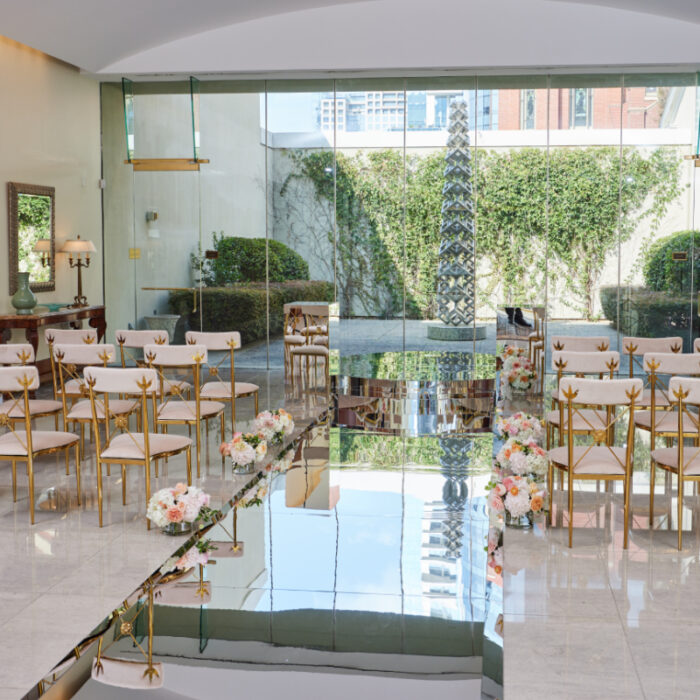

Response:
(60, 236), (96, 308)
(32, 238), (51, 267)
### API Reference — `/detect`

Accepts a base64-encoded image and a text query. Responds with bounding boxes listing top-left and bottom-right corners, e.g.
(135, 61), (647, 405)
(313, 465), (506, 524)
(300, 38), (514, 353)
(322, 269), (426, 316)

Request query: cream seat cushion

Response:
(548, 446), (627, 475)
(651, 447), (700, 475)
(67, 399), (139, 420)
(290, 345), (329, 357)
(0, 399), (62, 417)
(634, 410), (698, 433)
(284, 335), (305, 345)
(546, 408), (607, 431)
(157, 400), (225, 421)
(100, 433), (192, 460)
(200, 381), (259, 399)
(0, 430), (78, 456)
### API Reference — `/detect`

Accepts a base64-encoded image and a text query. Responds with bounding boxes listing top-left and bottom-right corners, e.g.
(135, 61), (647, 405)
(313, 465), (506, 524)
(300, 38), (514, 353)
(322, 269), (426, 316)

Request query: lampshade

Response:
(60, 236), (96, 254)
(33, 239), (51, 253)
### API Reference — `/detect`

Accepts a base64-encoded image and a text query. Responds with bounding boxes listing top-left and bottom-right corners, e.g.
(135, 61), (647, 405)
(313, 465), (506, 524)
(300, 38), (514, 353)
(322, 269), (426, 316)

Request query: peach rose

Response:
(531, 495), (544, 512)
(166, 506), (184, 522)
(174, 482), (188, 495)
(510, 486), (519, 496)
(219, 442), (231, 456)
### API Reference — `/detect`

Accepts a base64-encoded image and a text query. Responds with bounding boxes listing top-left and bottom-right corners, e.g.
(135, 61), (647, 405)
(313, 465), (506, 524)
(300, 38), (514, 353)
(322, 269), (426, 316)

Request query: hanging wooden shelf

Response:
(124, 158), (210, 172)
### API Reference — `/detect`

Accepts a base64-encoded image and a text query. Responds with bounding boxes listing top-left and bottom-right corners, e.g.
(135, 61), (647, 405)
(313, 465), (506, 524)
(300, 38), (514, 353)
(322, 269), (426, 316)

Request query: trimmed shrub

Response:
(599, 285), (694, 350)
(169, 280), (334, 345)
(199, 234), (309, 286)
(643, 230), (700, 295)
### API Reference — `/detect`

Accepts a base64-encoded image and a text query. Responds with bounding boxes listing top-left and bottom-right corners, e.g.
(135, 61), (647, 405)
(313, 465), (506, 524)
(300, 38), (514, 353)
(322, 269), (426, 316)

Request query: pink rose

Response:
(219, 442), (231, 456)
(503, 477), (514, 491)
(174, 483), (188, 495)
(166, 506), (184, 523)
(488, 492), (505, 512)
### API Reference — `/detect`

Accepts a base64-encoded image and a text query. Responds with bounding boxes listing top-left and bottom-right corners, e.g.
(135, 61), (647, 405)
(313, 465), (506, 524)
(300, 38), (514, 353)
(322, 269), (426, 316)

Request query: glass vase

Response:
(233, 462), (256, 475)
(162, 521), (192, 536)
(505, 511), (534, 529)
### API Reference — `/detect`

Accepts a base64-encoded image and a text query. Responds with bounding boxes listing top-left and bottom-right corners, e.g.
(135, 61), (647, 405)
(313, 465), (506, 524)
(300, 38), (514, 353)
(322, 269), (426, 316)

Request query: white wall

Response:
(0, 36), (102, 358)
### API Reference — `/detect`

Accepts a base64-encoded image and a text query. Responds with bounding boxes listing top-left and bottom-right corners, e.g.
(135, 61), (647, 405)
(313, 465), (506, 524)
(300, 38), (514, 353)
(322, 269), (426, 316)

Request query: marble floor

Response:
(505, 474), (700, 700)
(0, 368), (308, 699)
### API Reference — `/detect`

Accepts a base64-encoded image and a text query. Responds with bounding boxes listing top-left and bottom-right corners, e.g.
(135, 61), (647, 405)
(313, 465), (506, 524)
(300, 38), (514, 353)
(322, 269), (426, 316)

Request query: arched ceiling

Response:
(1, 0), (700, 75)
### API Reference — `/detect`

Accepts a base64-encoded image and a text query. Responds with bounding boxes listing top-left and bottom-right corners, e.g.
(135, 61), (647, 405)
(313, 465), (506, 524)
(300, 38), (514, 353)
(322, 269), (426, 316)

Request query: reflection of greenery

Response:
(282, 146), (681, 320)
(18, 194), (50, 282)
(643, 230), (700, 294)
(332, 428), (493, 472)
(339, 351), (496, 381)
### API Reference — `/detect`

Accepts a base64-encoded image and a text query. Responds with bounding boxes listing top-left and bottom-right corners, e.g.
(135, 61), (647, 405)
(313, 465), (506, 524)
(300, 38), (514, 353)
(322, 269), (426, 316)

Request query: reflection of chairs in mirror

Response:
(54, 343), (140, 457)
(527, 306), (545, 393)
(84, 367), (192, 528)
(185, 330), (259, 436)
(92, 583), (163, 689)
(0, 343), (62, 430)
(0, 366), (81, 523)
(45, 327), (97, 403)
(145, 343), (225, 476)
(288, 311), (329, 390)
(154, 553), (213, 605)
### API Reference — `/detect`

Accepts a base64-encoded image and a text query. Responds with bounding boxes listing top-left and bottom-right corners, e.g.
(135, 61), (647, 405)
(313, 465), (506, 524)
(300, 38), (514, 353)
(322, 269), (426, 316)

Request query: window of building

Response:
(520, 89), (536, 129)
(569, 88), (593, 127)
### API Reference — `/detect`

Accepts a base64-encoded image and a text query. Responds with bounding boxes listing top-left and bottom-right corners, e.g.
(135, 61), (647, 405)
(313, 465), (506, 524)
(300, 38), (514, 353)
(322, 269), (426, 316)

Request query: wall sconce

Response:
(146, 210), (160, 239)
(60, 235), (97, 308)
(33, 238), (51, 267)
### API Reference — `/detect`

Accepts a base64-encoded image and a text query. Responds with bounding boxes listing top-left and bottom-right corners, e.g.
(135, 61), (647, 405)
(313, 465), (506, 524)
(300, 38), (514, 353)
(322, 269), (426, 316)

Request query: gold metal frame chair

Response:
(547, 376), (642, 548)
(650, 376), (700, 549)
(45, 328), (97, 402)
(185, 331), (259, 433)
(0, 366), (81, 523)
(144, 343), (225, 477)
(85, 367), (193, 528)
(289, 312), (330, 389)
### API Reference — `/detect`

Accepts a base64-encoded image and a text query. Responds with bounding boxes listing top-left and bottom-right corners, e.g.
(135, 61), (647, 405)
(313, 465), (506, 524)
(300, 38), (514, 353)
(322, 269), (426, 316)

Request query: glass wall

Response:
(101, 73), (699, 372)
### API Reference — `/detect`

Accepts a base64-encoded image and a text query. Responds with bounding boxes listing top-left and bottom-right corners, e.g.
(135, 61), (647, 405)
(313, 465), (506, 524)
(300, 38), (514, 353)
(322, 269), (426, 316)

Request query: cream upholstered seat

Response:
(84, 366), (193, 528)
(548, 376), (642, 549)
(145, 343), (224, 477)
(634, 410), (697, 433)
(651, 447), (700, 476)
(291, 344), (328, 356)
(313, 335), (329, 347)
(100, 432), (192, 460)
(185, 331), (259, 435)
(66, 399), (139, 421)
(547, 446), (627, 475)
(0, 366), (81, 523)
(0, 399), (63, 419)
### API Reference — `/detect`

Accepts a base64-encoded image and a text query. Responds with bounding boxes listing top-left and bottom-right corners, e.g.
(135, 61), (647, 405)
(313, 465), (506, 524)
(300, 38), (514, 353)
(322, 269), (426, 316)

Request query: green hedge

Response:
(169, 281), (334, 345)
(199, 234), (309, 285)
(643, 230), (700, 295)
(600, 285), (694, 350)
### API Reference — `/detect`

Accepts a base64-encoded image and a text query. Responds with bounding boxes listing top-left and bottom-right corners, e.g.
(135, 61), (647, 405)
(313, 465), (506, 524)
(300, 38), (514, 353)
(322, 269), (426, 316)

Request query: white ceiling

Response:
(2, 0), (700, 76)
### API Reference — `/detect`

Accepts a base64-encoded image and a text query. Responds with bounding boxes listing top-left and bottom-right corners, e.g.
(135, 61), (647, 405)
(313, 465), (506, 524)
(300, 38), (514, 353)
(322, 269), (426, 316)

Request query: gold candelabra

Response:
(60, 235), (96, 308)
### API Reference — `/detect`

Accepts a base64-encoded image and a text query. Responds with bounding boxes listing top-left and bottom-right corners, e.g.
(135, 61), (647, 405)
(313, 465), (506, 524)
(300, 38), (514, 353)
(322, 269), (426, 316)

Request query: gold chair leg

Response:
(649, 459), (656, 526)
(220, 412), (225, 467)
(195, 422), (201, 479)
(567, 471), (574, 548)
(678, 474), (684, 550)
(254, 392), (258, 415)
(145, 461), (152, 531)
(54, 414), (59, 431)
(122, 465), (127, 505)
(28, 460), (35, 525)
(11, 460), (17, 502)
(75, 444), (81, 506)
(97, 460), (103, 527)
(547, 462), (553, 526)
(623, 475), (630, 550)
(65, 448), (70, 476)
(186, 446), (192, 486)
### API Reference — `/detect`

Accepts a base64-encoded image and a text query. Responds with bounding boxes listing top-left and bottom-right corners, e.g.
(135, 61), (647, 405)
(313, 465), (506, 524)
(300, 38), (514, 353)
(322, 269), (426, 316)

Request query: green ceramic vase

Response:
(11, 272), (37, 315)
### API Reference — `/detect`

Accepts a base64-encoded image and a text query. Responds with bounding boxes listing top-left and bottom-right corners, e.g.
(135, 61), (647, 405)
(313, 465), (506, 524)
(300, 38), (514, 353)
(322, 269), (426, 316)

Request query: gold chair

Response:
(623, 336), (682, 408)
(85, 366), (193, 528)
(546, 350), (619, 449)
(0, 343), (62, 430)
(283, 309), (306, 377)
(144, 343), (225, 477)
(650, 376), (700, 549)
(547, 376), (642, 548)
(0, 366), (81, 523)
(289, 312), (330, 389)
(185, 331), (259, 433)
(54, 343), (140, 457)
(550, 335), (610, 352)
(45, 328), (97, 402)
(527, 306), (545, 391)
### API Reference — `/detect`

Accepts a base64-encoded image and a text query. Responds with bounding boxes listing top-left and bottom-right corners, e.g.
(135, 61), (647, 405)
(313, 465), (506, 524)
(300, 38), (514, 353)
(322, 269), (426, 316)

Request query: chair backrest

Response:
(185, 331), (240, 351)
(550, 336), (610, 352)
(0, 344), (34, 365)
(115, 330), (169, 349)
(144, 344), (208, 367)
(624, 336), (683, 377)
(666, 377), (700, 467)
(84, 366), (158, 395)
(54, 343), (116, 367)
(0, 366), (40, 437)
(45, 328), (97, 345)
(559, 377), (643, 407)
(642, 352), (700, 377)
(552, 350), (619, 376)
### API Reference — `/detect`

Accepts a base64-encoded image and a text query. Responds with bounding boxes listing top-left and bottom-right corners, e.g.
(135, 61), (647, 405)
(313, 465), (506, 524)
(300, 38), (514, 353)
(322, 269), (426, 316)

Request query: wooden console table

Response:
(0, 305), (107, 355)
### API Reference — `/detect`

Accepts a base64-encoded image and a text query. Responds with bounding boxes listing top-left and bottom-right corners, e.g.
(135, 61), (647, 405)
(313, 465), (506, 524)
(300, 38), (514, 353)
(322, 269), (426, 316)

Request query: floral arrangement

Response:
(487, 474), (547, 520)
(486, 526), (503, 576)
(146, 484), (210, 528)
(253, 408), (295, 445)
(495, 412), (544, 444)
(238, 475), (271, 509)
(269, 450), (295, 474)
(220, 432), (268, 468)
(175, 539), (217, 570)
(496, 437), (547, 476)
(499, 345), (536, 393)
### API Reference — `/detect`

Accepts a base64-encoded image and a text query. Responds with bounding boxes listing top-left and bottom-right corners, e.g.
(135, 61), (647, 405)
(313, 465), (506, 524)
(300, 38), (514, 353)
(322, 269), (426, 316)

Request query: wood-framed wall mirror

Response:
(8, 182), (56, 294)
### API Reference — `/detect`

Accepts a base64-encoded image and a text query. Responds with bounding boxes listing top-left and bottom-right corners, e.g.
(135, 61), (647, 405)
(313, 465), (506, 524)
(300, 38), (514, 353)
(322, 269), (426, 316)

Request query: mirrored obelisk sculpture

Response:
(428, 99), (486, 340)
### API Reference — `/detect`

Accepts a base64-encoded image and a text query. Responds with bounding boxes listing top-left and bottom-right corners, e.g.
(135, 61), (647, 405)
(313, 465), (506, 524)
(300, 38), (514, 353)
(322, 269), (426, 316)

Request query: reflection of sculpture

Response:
(439, 437), (471, 556)
(437, 100), (475, 328)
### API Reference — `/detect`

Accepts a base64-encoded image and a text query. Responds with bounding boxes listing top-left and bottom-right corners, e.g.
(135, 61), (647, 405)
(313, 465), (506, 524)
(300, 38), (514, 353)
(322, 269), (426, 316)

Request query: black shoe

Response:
(513, 307), (532, 328)
(505, 307), (515, 325)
